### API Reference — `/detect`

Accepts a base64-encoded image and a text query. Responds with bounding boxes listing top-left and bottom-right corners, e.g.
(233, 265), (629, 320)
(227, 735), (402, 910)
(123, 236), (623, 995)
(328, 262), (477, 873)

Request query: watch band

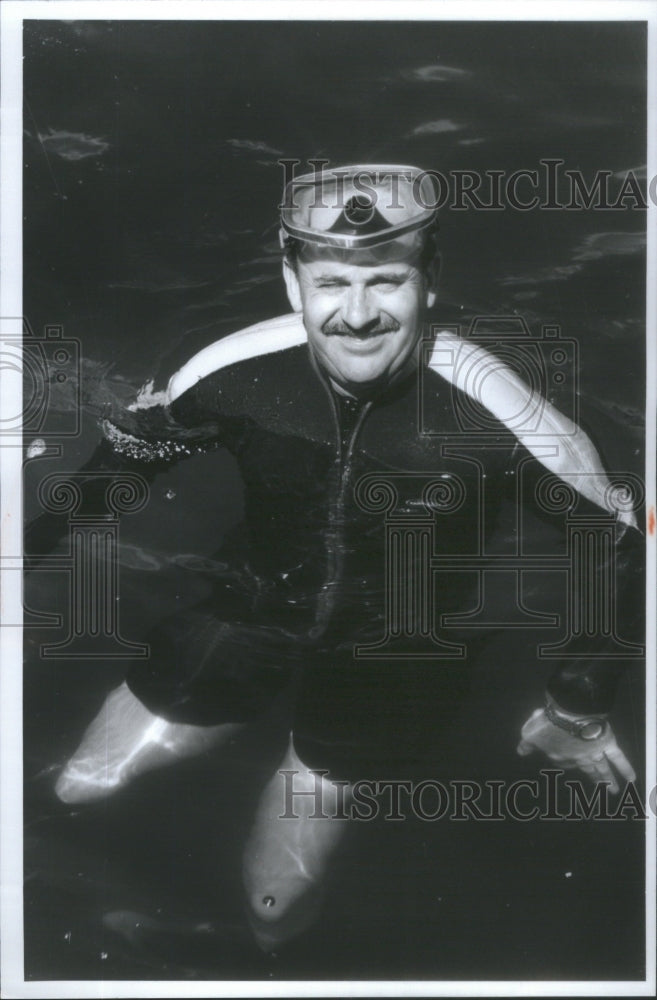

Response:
(544, 700), (608, 741)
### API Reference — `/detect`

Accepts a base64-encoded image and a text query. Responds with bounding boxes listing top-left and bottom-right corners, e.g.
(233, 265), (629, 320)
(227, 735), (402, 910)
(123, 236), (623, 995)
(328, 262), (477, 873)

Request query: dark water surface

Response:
(22, 20), (646, 982)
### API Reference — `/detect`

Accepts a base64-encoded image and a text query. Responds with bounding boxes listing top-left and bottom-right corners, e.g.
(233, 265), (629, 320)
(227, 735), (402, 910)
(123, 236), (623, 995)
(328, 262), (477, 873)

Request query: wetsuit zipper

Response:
(307, 385), (373, 640)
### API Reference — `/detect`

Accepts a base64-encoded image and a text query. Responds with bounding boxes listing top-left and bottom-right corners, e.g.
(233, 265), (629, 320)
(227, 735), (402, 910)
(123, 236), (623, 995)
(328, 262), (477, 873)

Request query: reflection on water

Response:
(36, 128), (110, 162)
(22, 18), (646, 982)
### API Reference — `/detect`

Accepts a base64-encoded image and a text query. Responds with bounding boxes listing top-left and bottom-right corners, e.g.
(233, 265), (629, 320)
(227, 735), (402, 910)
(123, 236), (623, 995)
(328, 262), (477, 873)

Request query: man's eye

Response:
(373, 280), (402, 291)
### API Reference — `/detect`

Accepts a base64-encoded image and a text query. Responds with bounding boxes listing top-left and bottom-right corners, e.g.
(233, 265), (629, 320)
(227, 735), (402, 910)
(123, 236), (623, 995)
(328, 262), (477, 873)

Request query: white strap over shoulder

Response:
(429, 330), (637, 529)
(161, 314), (636, 529)
(166, 313), (307, 404)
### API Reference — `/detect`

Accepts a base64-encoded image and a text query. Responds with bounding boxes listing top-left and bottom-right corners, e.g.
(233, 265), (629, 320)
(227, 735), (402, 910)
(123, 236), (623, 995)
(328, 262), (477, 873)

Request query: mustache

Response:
(322, 318), (401, 338)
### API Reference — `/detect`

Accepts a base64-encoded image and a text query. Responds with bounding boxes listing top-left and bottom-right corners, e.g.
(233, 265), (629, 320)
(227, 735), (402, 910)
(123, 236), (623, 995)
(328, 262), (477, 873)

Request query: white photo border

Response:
(1, 2), (655, 997)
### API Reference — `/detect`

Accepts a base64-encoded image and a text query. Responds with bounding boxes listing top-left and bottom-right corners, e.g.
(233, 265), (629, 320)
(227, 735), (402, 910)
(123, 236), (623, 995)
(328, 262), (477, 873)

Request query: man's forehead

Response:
(300, 257), (417, 277)
(294, 235), (426, 271)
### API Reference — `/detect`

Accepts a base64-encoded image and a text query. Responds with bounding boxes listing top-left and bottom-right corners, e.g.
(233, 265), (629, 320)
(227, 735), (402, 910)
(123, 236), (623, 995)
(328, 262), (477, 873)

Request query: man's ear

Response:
(424, 252), (441, 309)
(282, 257), (303, 313)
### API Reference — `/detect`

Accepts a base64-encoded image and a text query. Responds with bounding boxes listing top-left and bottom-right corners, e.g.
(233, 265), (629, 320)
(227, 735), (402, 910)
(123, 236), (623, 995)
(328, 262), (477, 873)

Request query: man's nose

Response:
(341, 285), (379, 332)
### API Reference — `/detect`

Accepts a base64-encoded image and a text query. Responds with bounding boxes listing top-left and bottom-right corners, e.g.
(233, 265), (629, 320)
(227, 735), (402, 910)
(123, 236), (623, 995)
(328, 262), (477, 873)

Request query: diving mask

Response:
(280, 164), (439, 251)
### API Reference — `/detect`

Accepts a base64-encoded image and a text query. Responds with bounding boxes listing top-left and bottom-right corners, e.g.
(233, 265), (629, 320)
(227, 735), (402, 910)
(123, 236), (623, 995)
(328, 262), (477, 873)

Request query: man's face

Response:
(283, 253), (436, 393)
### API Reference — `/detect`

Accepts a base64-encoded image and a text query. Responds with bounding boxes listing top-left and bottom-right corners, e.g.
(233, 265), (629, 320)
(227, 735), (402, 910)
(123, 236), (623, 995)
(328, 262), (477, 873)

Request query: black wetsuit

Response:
(31, 339), (641, 779)
(75, 339), (641, 779)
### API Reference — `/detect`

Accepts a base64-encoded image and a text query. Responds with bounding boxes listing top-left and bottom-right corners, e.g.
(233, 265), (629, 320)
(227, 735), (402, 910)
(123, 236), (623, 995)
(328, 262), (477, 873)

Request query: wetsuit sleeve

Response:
(544, 525), (644, 714)
(507, 406), (645, 716)
(25, 373), (252, 557)
(102, 370), (257, 461)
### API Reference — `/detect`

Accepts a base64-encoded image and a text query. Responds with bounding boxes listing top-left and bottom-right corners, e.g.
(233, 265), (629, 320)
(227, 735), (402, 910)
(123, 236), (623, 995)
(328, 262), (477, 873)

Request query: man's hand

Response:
(516, 707), (636, 794)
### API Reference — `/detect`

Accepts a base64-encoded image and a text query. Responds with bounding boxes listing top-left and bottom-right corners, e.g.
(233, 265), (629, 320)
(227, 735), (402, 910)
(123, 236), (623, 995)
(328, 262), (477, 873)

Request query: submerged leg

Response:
(55, 681), (242, 804)
(242, 736), (350, 952)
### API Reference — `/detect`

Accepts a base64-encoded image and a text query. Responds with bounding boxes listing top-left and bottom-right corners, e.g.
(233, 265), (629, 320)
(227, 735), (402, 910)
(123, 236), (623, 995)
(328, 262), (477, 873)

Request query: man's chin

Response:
(329, 363), (395, 397)
(327, 344), (392, 383)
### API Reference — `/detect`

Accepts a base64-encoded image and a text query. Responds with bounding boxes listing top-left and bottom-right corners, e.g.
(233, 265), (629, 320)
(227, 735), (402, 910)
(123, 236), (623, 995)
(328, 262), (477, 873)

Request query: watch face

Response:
(579, 722), (605, 740)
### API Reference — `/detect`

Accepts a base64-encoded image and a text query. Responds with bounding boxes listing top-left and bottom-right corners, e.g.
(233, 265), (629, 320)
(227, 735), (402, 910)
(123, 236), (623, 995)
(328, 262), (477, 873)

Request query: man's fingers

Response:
(578, 758), (619, 794)
(516, 738), (534, 757)
(521, 708), (544, 731)
(519, 709), (545, 742)
(604, 744), (637, 783)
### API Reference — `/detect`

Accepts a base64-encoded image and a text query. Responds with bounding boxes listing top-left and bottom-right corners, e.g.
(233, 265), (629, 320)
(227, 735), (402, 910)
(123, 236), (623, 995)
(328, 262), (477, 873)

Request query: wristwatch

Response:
(544, 699), (608, 741)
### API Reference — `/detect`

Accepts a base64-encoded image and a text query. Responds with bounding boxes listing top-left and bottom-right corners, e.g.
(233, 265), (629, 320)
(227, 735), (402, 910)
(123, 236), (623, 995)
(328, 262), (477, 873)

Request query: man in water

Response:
(54, 164), (642, 950)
